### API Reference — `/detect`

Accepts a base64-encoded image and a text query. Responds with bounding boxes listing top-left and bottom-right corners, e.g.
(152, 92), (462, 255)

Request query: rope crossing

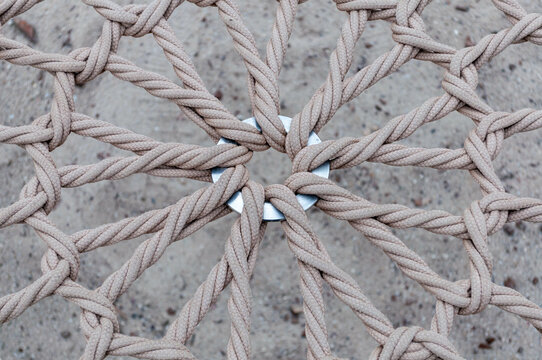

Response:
(1, 0), (542, 358)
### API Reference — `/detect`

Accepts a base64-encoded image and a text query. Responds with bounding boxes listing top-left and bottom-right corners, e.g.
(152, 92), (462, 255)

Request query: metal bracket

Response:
(211, 116), (330, 221)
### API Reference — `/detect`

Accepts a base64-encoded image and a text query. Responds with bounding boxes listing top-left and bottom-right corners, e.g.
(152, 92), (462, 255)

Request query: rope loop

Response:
(3, 0), (542, 358)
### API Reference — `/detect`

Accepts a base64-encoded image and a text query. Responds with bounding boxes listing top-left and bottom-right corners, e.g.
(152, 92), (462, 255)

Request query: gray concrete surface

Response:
(1, 0), (542, 359)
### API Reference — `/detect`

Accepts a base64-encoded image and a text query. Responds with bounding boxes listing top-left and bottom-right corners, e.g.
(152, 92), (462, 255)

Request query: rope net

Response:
(1, 0), (542, 358)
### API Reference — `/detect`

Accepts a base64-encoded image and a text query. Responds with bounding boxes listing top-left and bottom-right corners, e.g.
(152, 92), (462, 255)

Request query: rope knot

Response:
(73, 1), (180, 84)
(70, 22), (122, 84)
(474, 112), (507, 161)
(441, 69), (490, 116)
(371, 326), (461, 360)
(124, 0), (179, 37)
(265, 184), (310, 223)
(378, 326), (423, 360)
(84, 0), (181, 37)
(68, 282), (121, 358)
(25, 115), (63, 213)
(464, 127), (505, 195)
(460, 201), (492, 315)
(390, 14), (454, 54)
(41, 72), (75, 150)
(478, 191), (516, 234)
(81, 317), (115, 360)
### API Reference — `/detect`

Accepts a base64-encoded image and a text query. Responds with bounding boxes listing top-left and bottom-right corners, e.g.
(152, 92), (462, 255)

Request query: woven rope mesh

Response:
(1, 0), (542, 358)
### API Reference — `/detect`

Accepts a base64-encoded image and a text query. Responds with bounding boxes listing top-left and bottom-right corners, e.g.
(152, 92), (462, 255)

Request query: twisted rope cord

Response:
(1, 0), (542, 358)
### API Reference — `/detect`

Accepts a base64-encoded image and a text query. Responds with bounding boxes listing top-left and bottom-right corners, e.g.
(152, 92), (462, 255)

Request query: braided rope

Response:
(1, 0), (542, 358)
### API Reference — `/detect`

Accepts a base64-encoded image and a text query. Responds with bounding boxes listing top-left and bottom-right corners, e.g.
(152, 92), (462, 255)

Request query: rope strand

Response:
(1, 0), (542, 358)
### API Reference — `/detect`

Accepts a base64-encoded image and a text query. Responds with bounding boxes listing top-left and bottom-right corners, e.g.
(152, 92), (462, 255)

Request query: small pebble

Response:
(503, 276), (516, 289)
(290, 304), (303, 316)
(503, 224), (515, 236)
(515, 221), (526, 231)
(60, 330), (71, 339)
(214, 89), (223, 100)
(412, 198), (423, 207)
(13, 19), (36, 43)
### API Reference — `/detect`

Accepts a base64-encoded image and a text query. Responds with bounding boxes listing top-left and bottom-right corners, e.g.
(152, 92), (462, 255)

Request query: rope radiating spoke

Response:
(1, 0), (542, 359)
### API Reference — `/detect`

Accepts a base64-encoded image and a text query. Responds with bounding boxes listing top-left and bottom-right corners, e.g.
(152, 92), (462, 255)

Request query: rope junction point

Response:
(212, 116), (330, 221)
(3, 0), (542, 358)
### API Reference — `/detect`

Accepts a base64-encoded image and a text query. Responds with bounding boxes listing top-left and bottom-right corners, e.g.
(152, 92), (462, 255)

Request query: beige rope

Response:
(1, 0), (542, 358)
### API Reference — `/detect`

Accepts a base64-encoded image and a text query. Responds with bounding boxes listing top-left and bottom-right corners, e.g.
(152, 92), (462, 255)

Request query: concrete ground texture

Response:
(1, 0), (542, 359)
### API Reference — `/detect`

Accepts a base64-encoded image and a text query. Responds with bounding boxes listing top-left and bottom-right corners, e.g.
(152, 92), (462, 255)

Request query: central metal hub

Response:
(212, 116), (330, 221)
